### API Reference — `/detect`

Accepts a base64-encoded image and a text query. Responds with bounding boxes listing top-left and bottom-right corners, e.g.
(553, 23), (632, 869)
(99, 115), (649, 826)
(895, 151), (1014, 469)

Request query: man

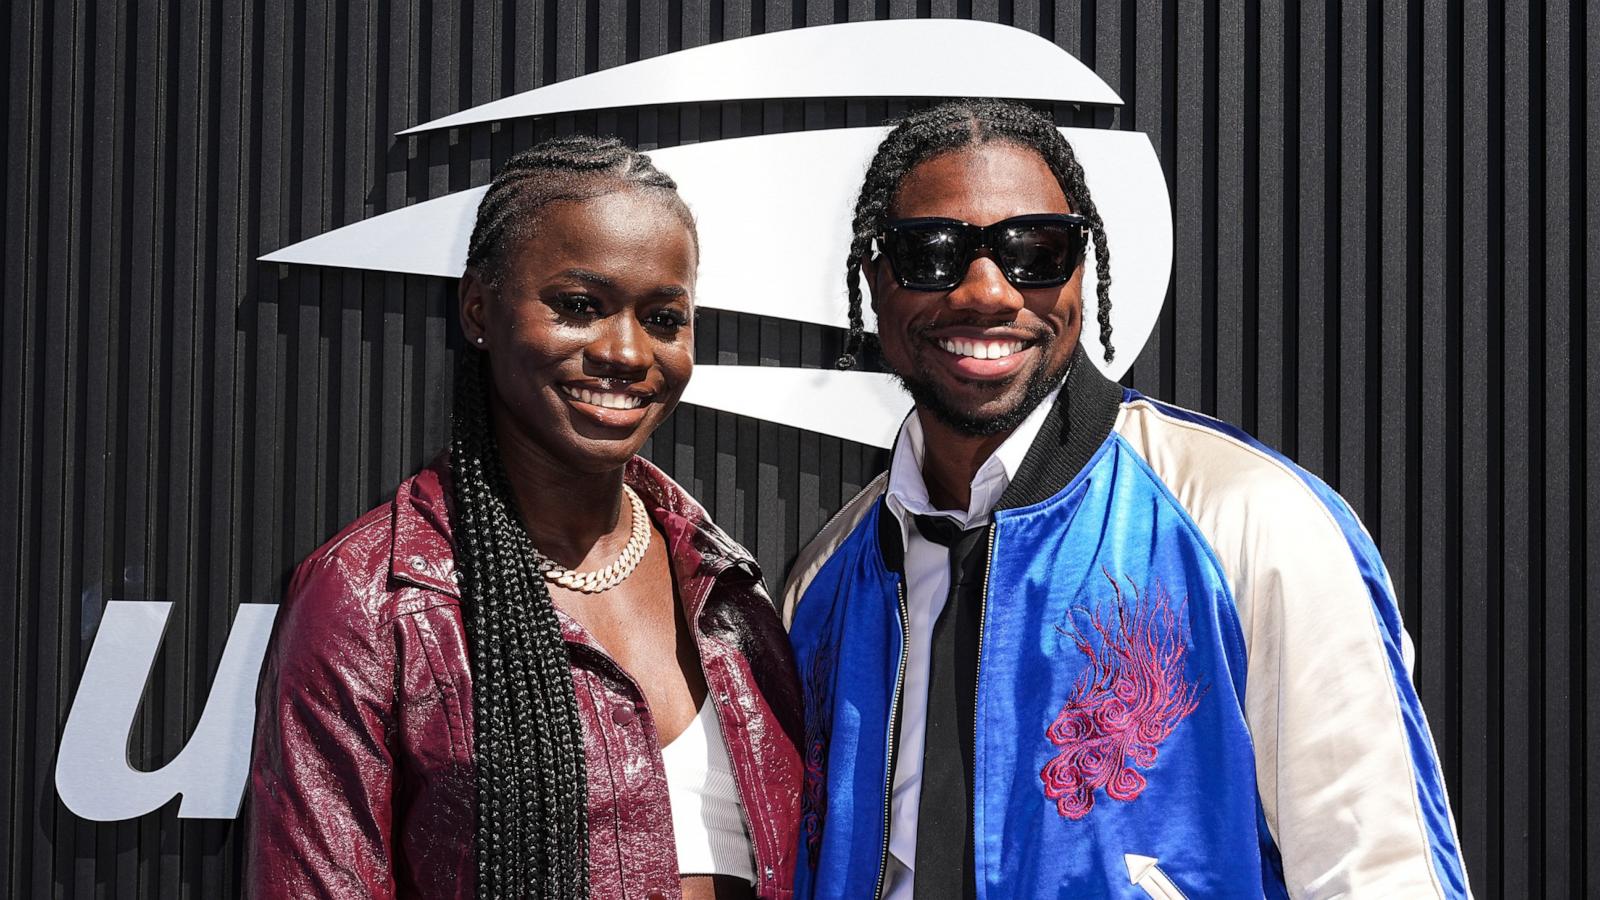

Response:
(783, 100), (1470, 898)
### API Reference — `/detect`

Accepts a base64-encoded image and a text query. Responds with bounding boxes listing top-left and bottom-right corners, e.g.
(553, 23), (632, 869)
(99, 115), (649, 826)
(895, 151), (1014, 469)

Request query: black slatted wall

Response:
(3, 2), (1594, 897)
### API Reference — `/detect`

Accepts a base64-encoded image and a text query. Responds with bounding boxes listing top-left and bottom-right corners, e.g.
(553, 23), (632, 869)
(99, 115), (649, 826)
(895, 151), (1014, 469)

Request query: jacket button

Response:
(611, 705), (636, 726)
(409, 557), (427, 572)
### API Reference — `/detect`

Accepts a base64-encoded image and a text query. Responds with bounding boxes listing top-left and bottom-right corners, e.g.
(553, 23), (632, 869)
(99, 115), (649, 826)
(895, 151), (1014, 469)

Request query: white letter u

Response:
(55, 601), (279, 821)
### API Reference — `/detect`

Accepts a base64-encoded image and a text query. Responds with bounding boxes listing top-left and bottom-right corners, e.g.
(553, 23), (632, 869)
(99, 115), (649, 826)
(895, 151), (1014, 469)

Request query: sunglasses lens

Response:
(996, 223), (1085, 286)
(887, 225), (968, 289)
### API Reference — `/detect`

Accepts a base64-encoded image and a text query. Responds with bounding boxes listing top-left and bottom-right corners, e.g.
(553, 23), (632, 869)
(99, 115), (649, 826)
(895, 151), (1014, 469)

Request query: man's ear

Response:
(861, 254), (886, 315)
(458, 268), (489, 346)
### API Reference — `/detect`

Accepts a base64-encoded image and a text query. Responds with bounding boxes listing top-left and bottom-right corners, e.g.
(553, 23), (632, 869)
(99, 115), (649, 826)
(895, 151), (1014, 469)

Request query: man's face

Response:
(865, 142), (1084, 436)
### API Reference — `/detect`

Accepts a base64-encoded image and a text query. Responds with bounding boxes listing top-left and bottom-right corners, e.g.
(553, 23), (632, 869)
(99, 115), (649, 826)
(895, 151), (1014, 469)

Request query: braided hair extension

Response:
(451, 135), (694, 898)
(836, 99), (1114, 370)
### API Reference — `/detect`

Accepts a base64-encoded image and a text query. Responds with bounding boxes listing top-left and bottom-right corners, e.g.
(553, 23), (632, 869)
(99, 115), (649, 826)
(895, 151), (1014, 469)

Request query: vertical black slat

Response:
(1010, 0), (1038, 33)
(1253, 0), (1286, 449)
(1277, 0), (1301, 461)
(1052, 0), (1079, 60)
(1540, 3), (1575, 893)
(1167, 0), (1204, 412)
(81, 0), (125, 892)
(1441, 6), (1475, 887)
(754, 315), (785, 584)
(1377, 0), (1411, 613)
(120, 1), (167, 895)
(1213, 0), (1243, 426)
(1334, 0), (1365, 508)
(4, 4), (43, 889)
(420, 287), (453, 463)
(12, 0), (45, 892)
(0, 5), (28, 895)
(555, 0), (585, 81)
(1123, 0), (1166, 393)
(682, 0), (710, 48)
(105, 0), (145, 889)
(69, 3), (105, 889)
(335, 0), (371, 529)
(1293, 0), (1326, 476)
(379, 3), (413, 489)
(466, 0), (496, 195)
(153, 2), (186, 894)
(1457, 1), (1494, 889)
(1417, 0), (1456, 832)
(209, 0), (250, 893)
(1484, 0), (1511, 891)
(777, 331), (805, 581)
(290, 0), (328, 566)
(170, 0), (210, 892)
(249, 0), (287, 714)
(1499, 0), (1534, 893)
(1092, 1), (1121, 123)
(1584, 3), (1599, 890)
(735, 313), (761, 548)
(598, 0), (626, 72)
(40, 0), (82, 894)
(711, 115), (739, 536)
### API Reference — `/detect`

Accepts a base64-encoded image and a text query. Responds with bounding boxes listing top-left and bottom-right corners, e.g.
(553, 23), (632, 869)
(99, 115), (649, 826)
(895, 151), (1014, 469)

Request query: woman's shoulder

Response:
(624, 455), (756, 569)
(282, 456), (460, 633)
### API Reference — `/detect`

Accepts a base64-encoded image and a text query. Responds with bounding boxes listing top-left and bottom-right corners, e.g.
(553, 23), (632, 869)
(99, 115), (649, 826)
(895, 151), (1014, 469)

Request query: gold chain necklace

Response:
(530, 485), (650, 594)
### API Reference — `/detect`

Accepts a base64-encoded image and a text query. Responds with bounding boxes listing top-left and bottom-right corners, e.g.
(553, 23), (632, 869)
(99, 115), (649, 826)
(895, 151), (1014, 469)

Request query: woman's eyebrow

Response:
(556, 267), (615, 287)
(555, 267), (688, 299)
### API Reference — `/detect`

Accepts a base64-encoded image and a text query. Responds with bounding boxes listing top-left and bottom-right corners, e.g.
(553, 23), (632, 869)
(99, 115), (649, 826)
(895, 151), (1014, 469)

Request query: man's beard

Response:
(890, 330), (1072, 437)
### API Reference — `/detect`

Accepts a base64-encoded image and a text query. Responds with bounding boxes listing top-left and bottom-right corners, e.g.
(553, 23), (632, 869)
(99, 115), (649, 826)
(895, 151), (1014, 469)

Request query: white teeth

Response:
(564, 386), (645, 410)
(938, 338), (1024, 360)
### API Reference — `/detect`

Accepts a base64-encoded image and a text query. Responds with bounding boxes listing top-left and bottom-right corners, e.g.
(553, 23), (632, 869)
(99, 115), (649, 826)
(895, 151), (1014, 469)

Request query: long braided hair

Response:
(836, 99), (1114, 370)
(451, 135), (694, 898)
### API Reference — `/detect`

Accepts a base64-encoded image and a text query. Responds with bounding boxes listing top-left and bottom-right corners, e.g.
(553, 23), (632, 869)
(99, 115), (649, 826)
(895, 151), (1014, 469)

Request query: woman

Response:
(248, 136), (803, 899)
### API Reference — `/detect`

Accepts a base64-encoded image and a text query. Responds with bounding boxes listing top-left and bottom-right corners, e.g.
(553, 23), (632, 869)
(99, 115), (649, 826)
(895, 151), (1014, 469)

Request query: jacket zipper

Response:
(970, 525), (997, 898)
(872, 578), (911, 898)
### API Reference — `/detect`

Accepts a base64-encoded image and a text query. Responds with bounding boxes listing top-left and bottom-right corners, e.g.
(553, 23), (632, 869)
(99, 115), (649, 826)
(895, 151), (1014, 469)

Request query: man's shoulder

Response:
(1111, 394), (1373, 570)
(1114, 395), (1346, 518)
(781, 472), (889, 628)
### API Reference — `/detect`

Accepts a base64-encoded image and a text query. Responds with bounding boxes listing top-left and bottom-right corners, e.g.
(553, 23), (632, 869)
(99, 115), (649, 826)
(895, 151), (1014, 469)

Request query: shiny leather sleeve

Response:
(247, 522), (400, 900)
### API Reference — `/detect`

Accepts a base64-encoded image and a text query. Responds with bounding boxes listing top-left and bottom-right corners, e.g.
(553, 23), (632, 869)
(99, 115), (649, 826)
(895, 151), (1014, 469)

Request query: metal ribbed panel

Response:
(2, 2), (1593, 896)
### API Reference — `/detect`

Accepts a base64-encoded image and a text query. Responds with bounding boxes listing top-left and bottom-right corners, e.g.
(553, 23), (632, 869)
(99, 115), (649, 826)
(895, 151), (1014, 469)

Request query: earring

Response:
(475, 336), (485, 345)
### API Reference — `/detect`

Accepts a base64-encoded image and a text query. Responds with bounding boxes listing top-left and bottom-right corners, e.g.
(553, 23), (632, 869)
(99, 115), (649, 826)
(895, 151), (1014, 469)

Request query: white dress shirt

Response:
(878, 383), (1062, 899)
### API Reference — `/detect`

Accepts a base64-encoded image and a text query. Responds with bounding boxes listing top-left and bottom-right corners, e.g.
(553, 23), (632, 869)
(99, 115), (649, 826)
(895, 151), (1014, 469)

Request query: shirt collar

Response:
(883, 378), (1065, 535)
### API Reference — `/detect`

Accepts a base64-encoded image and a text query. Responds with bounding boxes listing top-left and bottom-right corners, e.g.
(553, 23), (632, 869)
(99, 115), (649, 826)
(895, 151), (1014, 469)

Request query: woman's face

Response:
(459, 189), (697, 475)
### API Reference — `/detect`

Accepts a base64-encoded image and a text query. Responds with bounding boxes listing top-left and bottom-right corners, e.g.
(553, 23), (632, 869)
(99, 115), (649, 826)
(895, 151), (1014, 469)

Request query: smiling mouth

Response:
(936, 337), (1029, 360)
(560, 385), (650, 410)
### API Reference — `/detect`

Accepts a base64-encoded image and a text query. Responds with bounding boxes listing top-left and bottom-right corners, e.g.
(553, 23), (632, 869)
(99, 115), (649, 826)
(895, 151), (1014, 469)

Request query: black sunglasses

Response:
(877, 213), (1090, 291)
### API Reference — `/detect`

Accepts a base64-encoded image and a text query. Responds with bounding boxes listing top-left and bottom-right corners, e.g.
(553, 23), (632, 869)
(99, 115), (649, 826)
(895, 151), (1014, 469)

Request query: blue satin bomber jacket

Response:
(781, 356), (1470, 899)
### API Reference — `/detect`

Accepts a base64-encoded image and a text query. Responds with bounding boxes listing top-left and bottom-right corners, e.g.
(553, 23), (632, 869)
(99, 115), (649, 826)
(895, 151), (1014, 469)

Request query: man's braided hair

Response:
(452, 134), (693, 898)
(837, 99), (1113, 369)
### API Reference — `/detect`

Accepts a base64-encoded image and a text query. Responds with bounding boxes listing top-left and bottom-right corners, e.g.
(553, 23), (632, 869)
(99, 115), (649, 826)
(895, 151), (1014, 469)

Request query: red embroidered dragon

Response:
(1040, 574), (1205, 820)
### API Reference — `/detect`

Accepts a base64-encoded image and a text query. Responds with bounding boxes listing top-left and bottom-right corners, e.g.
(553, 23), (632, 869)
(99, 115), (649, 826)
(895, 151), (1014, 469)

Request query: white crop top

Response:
(660, 699), (756, 882)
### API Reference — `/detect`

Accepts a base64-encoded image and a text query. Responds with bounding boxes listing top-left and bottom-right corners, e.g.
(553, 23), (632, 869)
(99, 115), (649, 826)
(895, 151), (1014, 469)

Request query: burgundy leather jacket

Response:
(247, 456), (804, 899)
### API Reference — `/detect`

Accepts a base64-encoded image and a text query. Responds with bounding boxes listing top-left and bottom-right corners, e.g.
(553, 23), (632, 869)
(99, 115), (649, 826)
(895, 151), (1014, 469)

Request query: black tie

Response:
(910, 513), (988, 900)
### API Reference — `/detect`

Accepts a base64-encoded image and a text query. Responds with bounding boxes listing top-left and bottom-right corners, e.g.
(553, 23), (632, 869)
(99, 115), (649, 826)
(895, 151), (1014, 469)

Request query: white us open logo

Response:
(56, 18), (1172, 822)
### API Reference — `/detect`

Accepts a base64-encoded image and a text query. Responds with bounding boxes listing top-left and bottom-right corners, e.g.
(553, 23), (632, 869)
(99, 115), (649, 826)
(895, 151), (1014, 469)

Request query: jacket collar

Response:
(995, 344), (1125, 511)
(387, 454), (761, 607)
